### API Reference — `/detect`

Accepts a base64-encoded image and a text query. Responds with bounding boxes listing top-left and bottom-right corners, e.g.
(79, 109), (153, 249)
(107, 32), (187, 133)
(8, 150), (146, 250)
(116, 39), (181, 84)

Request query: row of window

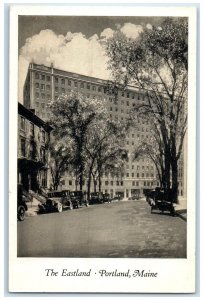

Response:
(20, 116), (46, 142)
(35, 92), (51, 100)
(126, 173), (154, 178)
(20, 138), (46, 162)
(34, 72), (145, 100)
(127, 165), (154, 171)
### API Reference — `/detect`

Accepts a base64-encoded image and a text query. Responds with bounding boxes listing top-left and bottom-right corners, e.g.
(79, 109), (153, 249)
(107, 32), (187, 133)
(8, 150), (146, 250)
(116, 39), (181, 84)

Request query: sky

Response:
(18, 16), (164, 101)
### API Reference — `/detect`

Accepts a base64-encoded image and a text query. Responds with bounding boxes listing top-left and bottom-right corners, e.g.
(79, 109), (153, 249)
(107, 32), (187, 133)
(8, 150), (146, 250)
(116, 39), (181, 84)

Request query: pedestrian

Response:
(83, 191), (89, 207)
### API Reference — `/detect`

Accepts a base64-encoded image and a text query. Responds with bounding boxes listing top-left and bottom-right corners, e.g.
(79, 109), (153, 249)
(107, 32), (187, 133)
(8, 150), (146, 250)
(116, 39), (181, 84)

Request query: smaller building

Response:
(18, 102), (53, 192)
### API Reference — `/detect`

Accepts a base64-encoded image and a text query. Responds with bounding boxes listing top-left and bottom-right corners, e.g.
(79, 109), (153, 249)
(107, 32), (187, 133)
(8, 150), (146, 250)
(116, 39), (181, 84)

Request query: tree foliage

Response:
(106, 17), (188, 201)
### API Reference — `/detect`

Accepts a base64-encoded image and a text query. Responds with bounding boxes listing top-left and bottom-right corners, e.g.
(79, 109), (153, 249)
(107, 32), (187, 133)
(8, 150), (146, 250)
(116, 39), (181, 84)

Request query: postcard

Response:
(9, 4), (196, 293)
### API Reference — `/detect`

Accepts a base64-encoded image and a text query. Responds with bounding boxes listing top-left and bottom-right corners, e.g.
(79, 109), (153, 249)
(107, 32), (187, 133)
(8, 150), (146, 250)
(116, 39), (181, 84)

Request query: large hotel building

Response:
(23, 63), (185, 199)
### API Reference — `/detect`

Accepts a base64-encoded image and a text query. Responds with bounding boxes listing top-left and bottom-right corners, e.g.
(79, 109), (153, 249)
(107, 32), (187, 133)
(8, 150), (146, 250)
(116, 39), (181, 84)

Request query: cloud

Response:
(120, 23), (143, 39)
(18, 29), (110, 101)
(18, 22), (144, 101)
(146, 23), (153, 30)
(100, 28), (114, 39)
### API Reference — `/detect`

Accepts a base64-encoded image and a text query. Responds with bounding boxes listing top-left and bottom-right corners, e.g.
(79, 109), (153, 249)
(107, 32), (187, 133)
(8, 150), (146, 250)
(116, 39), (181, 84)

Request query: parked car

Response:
(38, 190), (73, 214)
(145, 187), (175, 216)
(89, 192), (104, 205)
(103, 193), (111, 203)
(17, 184), (28, 221)
(70, 191), (83, 208)
(128, 193), (140, 200)
(112, 194), (123, 201)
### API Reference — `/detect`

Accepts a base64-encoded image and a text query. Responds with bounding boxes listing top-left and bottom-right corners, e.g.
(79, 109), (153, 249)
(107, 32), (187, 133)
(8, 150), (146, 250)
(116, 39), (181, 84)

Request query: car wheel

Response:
(57, 203), (63, 213)
(18, 205), (26, 221)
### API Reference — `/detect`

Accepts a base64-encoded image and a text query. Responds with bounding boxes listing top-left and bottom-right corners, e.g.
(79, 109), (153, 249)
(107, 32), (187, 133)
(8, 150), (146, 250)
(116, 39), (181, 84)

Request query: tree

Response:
(48, 91), (107, 191)
(84, 113), (128, 198)
(106, 17), (188, 202)
(49, 136), (75, 190)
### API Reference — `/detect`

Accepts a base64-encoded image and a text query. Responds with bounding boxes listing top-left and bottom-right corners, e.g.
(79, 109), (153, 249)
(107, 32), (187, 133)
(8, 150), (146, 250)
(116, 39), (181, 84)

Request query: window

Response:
(41, 93), (45, 99)
(55, 77), (58, 83)
(132, 94), (135, 99)
(61, 78), (65, 85)
(132, 165), (134, 169)
(92, 85), (96, 91)
(144, 181), (146, 186)
(127, 101), (129, 106)
(142, 173), (144, 178)
(41, 130), (46, 142)
(55, 86), (58, 92)
(110, 107), (112, 111)
(41, 170), (47, 187)
(41, 84), (45, 90)
(46, 76), (50, 81)
(20, 116), (25, 130)
(74, 81), (78, 87)
(110, 181), (113, 186)
(41, 74), (45, 80)
(137, 166), (140, 170)
(41, 103), (45, 109)
(40, 147), (46, 163)
(35, 92), (39, 98)
(87, 84), (90, 90)
(121, 181), (123, 186)
(146, 173), (149, 177)
(136, 181), (139, 186)
(127, 141), (129, 145)
(137, 173), (139, 178)
(127, 93), (129, 98)
(142, 166), (145, 170)
(46, 85), (50, 91)
(126, 173), (129, 177)
(35, 83), (39, 89)
(61, 88), (65, 93)
(98, 86), (101, 92)
(68, 80), (71, 86)
(20, 138), (26, 157)
(35, 73), (39, 79)
(80, 82), (84, 88)
(132, 181), (135, 186)
(132, 141), (134, 145)
(30, 123), (34, 136)
(30, 142), (34, 159)
(69, 180), (72, 185)
(132, 173), (134, 177)
(105, 181), (109, 186)
(36, 102), (39, 107)
(132, 134), (134, 138)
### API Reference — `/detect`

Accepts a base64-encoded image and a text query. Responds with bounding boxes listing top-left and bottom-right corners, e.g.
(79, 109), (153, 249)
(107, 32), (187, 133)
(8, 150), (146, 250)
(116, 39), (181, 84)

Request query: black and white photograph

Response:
(9, 5), (196, 293)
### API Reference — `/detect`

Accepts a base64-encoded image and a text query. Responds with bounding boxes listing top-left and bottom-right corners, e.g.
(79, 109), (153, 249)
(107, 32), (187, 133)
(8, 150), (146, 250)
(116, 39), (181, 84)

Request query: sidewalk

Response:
(174, 197), (187, 221)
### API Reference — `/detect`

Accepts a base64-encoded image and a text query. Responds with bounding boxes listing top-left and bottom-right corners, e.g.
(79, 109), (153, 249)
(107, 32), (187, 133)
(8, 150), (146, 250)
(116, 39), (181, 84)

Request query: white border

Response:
(9, 5), (196, 293)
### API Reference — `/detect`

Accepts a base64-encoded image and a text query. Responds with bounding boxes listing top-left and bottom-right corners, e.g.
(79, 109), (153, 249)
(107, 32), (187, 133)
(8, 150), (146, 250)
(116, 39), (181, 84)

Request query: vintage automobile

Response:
(89, 192), (104, 205)
(17, 184), (28, 221)
(103, 193), (111, 203)
(145, 187), (175, 216)
(70, 191), (83, 207)
(38, 190), (75, 214)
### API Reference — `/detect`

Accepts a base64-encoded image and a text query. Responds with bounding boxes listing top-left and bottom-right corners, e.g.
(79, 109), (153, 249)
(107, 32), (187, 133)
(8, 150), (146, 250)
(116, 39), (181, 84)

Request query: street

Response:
(18, 200), (186, 258)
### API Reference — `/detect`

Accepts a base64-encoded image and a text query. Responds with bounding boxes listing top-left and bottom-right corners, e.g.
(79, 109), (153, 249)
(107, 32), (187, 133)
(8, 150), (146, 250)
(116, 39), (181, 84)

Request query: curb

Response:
(175, 211), (187, 221)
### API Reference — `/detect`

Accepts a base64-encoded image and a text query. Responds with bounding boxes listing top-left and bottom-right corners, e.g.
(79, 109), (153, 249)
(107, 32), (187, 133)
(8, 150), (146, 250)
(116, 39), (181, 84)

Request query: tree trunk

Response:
(98, 168), (102, 192)
(171, 138), (179, 203)
(171, 158), (178, 203)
